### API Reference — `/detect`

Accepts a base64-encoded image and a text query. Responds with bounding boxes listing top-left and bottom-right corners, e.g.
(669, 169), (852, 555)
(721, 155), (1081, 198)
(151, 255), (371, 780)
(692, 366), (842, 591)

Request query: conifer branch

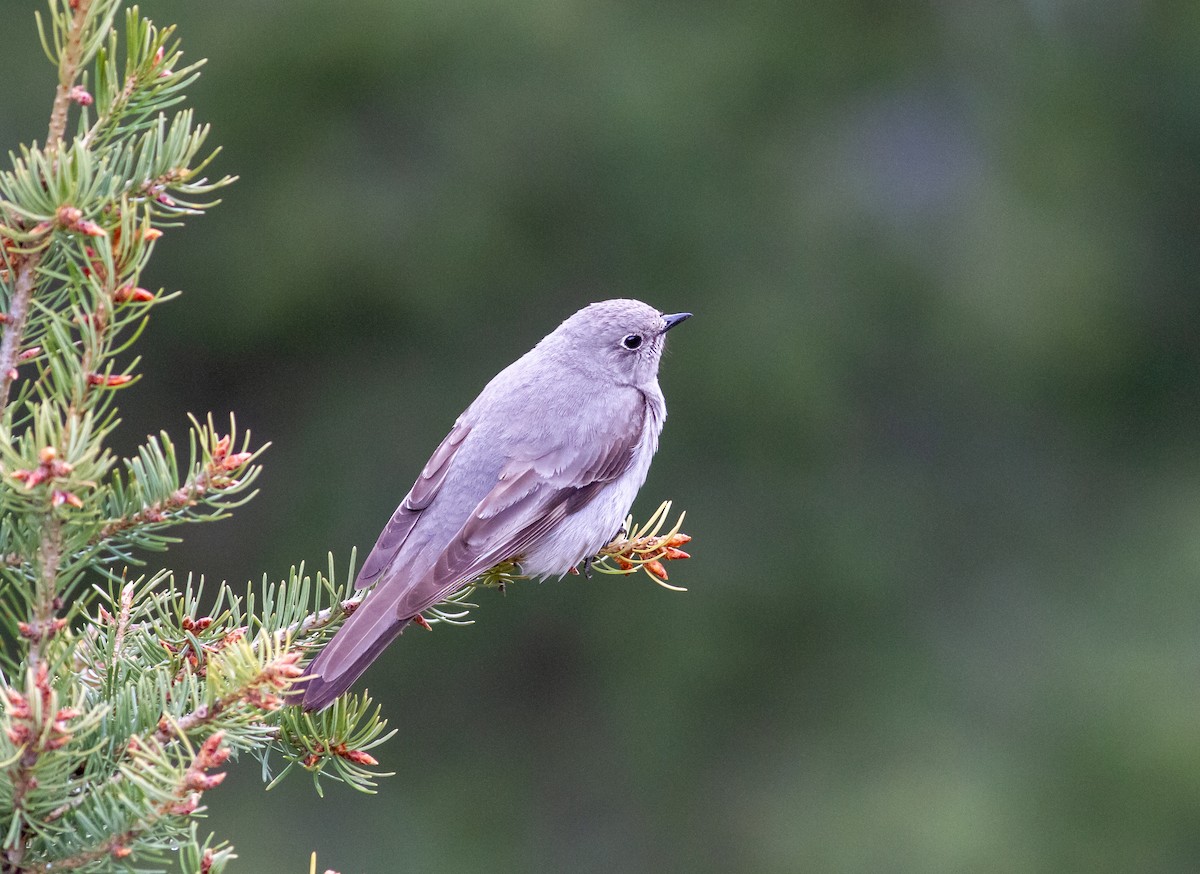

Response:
(95, 421), (263, 556)
(1, 0), (112, 412)
(1, 662), (86, 872)
(152, 647), (304, 746)
(25, 732), (230, 873)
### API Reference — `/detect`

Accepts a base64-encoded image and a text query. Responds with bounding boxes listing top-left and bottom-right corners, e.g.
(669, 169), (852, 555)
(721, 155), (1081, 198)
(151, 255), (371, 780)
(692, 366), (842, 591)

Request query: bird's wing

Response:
(392, 396), (648, 618)
(355, 422), (471, 589)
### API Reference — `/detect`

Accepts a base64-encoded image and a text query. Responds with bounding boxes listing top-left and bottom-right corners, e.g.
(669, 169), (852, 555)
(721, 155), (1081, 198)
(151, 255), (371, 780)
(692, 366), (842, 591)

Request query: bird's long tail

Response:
(298, 595), (410, 711)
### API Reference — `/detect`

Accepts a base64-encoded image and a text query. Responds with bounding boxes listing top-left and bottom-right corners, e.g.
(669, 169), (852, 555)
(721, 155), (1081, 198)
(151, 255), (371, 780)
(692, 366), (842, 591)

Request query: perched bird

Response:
(300, 299), (691, 710)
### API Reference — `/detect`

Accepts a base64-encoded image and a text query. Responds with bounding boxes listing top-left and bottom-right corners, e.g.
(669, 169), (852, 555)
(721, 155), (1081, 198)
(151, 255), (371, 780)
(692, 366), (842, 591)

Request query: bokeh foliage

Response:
(5, 0), (1199, 871)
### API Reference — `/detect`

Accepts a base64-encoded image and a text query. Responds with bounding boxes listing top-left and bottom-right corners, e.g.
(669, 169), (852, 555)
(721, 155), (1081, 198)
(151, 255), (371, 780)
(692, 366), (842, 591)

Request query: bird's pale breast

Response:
(519, 386), (664, 576)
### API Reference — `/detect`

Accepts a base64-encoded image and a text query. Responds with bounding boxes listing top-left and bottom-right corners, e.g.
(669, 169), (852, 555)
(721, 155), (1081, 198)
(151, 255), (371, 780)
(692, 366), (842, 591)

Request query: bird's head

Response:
(544, 298), (692, 388)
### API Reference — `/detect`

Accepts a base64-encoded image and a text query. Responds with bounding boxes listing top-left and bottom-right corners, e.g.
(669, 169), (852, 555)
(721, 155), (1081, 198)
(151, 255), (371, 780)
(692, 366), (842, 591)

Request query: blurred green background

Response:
(5, 0), (1200, 870)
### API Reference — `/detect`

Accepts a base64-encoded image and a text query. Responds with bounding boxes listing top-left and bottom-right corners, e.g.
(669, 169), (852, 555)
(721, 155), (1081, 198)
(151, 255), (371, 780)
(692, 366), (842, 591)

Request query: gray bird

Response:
(300, 299), (691, 711)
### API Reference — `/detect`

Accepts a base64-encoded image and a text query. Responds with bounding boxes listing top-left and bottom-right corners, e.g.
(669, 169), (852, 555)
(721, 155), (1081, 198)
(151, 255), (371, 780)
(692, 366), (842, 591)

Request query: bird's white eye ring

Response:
(622, 334), (643, 350)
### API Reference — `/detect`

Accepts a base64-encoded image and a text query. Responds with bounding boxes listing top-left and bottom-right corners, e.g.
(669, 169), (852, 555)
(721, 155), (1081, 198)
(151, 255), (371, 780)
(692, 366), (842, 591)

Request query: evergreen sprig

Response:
(0, 3), (400, 871)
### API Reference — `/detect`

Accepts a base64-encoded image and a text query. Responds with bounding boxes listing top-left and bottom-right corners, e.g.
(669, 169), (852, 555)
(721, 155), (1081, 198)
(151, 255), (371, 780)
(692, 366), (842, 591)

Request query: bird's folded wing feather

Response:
(355, 422), (471, 589)
(393, 400), (646, 619)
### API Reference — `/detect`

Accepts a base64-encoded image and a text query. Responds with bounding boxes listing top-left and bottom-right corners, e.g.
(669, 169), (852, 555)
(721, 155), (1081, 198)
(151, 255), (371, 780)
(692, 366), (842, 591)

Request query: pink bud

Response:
(340, 749), (379, 766)
(645, 560), (668, 581)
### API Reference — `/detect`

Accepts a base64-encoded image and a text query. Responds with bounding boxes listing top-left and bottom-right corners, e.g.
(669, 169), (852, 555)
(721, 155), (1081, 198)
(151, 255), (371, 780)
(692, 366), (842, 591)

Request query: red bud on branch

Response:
(87, 373), (133, 387)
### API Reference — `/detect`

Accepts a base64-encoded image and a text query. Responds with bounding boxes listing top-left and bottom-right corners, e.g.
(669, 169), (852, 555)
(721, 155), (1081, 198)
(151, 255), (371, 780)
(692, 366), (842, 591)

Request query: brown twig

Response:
(0, 253), (40, 410)
(44, 773), (122, 824)
(111, 581), (134, 663)
(96, 434), (254, 543)
(2, 526), (67, 871)
(47, 0), (95, 150)
(19, 834), (130, 873)
(30, 517), (64, 668)
(278, 594), (364, 644)
(95, 481), (206, 542)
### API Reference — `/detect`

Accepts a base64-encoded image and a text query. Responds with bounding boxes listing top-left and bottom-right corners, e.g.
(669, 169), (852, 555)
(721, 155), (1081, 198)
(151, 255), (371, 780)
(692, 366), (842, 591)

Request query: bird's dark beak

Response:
(660, 312), (693, 333)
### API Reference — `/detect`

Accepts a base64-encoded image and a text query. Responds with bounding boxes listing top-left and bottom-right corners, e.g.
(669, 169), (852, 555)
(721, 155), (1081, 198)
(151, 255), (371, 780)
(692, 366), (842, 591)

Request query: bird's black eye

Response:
(621, 334), (643, 350)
